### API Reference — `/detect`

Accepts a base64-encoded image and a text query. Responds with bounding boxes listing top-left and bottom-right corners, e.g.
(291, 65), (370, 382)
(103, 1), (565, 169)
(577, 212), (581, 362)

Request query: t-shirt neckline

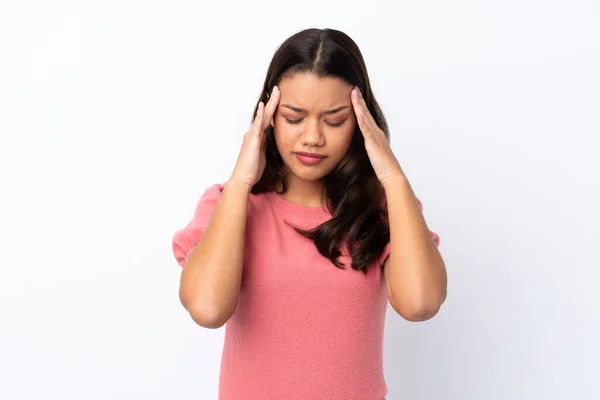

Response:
(265, 189), (331, 218)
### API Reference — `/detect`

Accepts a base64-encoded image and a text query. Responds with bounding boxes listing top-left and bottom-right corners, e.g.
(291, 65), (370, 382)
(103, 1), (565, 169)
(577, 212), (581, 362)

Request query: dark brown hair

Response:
(251, 28), (390, 275)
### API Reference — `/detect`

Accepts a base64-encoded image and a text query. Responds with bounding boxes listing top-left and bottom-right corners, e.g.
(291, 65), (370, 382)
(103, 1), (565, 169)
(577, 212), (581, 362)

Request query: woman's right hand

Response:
(230, 86), (280, 189)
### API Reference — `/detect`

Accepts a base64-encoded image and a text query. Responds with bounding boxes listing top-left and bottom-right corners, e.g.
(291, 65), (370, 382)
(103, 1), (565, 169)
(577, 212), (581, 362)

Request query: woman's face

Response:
(269, 73), (356, 183)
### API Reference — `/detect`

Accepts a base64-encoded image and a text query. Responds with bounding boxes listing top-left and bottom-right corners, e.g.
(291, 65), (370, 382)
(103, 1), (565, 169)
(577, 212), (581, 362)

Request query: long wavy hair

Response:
(251, 28), (390, 275)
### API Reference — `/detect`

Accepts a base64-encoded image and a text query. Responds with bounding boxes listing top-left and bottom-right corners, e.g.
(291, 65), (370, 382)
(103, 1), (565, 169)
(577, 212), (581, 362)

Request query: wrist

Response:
(225, 177), (253, 194)
(381, 173), (409, 192)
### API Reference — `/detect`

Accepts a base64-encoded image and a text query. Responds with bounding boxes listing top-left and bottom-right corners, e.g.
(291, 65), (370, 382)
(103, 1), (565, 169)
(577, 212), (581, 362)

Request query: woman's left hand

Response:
(351, 86), (404, 186)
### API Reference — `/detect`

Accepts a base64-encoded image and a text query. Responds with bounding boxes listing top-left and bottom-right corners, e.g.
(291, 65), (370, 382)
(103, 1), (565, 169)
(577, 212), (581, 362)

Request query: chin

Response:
(287, 169), (323, 181)
(282, 162), (329, 182)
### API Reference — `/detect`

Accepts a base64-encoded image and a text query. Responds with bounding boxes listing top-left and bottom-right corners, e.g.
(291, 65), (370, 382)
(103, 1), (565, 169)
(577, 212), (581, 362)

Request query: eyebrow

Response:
(280, 104), (349, 115)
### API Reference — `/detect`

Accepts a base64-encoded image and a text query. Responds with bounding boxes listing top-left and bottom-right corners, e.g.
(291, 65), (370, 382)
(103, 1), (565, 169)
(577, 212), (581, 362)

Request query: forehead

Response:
(277, 73), (352, 111)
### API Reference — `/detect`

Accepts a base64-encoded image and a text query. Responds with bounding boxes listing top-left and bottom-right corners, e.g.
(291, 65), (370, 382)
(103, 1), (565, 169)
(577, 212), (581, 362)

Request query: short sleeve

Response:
(172, 183), (225, 267)
(377, 197), (440, 267)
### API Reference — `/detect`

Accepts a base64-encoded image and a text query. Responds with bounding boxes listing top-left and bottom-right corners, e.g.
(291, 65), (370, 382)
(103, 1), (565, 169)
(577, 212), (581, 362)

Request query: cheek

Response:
(331, 125), (355, 149)
(273, 129), (293, 155)
(273, 119), (298, 143)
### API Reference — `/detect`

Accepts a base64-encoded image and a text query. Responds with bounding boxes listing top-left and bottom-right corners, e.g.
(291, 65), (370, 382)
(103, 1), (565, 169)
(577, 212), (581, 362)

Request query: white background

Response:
(1, 1), (599, 399)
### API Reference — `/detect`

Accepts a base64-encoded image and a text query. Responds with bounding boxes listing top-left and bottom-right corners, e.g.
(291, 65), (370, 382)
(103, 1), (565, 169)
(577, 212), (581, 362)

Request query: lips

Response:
(295, 152), (325, 158)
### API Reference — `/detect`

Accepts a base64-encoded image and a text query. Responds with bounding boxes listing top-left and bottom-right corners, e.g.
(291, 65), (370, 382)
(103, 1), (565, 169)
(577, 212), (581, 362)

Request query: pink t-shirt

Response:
(172, 182), (440, 400)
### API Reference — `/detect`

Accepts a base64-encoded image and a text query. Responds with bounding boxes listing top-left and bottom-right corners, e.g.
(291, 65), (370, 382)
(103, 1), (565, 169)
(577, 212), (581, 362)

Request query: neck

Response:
(275, 176), (327, 208)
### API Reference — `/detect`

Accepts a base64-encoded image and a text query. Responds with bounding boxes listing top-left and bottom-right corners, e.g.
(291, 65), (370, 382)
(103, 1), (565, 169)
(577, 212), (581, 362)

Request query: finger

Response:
(256, 101), (270, 144)
(355, 87), (379, 133)
(253, 102), (264, 133)
(351, 88), (372, 136)
(262, 85), (280, 132)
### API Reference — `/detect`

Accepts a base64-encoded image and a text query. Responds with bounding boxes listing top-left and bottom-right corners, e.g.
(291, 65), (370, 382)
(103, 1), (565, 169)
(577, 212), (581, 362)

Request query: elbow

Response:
(179, 284), (232, 329)
(399, 304), (440, 322)
(390, 293), (446, 322)
(179, 291), (233, 329)
(186, 304), (231, 329)
(191, 309), (228, 329)
(180, 290), (237, 329)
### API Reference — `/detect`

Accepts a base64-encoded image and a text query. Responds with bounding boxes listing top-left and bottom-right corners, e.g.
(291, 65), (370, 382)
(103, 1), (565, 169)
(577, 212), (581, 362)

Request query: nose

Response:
(300, 120), (324, 147)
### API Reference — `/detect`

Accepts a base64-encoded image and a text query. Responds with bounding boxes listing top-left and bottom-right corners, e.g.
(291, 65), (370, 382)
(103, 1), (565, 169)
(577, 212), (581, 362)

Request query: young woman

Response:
(172, 28), (446, 400)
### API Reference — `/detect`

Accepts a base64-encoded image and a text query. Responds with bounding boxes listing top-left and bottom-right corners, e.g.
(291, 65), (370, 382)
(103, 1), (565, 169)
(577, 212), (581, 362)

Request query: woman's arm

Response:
(382, 175), (447, 322)
(179, 179), (251, 329)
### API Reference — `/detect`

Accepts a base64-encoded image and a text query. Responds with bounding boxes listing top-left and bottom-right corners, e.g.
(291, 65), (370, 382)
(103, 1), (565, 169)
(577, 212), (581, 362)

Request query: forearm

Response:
(382, 175), (447, 318)
(179, 179), (250, 328)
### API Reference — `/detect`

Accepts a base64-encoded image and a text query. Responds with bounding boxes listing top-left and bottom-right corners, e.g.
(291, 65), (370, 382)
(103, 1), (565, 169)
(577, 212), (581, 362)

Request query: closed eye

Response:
(284, 118), (346, 127)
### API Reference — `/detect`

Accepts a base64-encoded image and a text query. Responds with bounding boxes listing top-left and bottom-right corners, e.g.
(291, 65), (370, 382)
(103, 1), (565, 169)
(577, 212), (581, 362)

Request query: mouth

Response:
(295, 152), (326, 165)
(295, 152), (325, 158)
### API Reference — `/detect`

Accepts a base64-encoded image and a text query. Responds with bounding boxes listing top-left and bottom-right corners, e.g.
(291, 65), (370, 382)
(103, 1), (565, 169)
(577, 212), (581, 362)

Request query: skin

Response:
(267, 73), (357, 207)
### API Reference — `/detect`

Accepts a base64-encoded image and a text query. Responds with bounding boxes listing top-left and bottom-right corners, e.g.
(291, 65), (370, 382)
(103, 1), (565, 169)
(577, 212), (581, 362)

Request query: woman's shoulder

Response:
(201, 181), (274, 215)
